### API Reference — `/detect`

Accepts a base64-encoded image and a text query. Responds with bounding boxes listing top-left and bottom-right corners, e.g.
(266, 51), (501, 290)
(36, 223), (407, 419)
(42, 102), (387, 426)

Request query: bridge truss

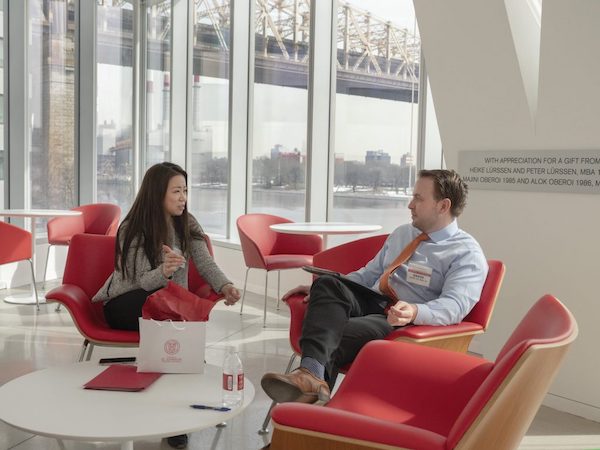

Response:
(195, 0), (420, 84)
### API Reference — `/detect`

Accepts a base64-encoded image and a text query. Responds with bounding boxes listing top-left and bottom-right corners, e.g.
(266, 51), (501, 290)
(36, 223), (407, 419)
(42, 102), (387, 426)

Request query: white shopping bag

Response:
(137, 318), (206, 374)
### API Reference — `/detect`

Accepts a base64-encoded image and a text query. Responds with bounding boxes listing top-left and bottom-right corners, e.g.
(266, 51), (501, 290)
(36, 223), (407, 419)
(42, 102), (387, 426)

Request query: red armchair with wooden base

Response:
(45, 233), (222, 361)
(259, 234), (504, 433)
(388, 258), (505, 352)
(0, 221), (40, 309)
(270, 294), (578, 450)
(236, 213), (322, 326)
(43, 203), (121, 288)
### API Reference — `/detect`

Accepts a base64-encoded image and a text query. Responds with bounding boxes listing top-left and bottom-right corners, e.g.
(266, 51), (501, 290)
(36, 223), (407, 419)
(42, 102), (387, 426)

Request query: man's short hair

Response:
(418, 169), (468, 217)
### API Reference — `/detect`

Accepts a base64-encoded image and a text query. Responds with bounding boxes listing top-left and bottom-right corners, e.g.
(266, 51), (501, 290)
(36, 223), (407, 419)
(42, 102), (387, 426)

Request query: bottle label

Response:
(223, 373), (233, 391)
(237, 373), (244, 390)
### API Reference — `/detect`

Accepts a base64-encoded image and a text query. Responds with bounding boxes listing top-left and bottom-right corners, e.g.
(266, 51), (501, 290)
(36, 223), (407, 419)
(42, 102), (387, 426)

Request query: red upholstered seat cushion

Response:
(263, 254), (314, 271)
(329, 341), (493, 437)
(272, 403), (447, 450)
(45, 284), (139, 344)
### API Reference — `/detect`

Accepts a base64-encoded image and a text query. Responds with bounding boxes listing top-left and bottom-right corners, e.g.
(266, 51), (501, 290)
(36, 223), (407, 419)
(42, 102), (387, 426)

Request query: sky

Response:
(343, 0), (418, 34)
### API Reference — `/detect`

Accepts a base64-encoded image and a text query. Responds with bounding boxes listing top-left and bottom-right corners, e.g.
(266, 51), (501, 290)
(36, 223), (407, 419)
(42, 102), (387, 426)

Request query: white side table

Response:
(0, 209), (82, 306)
(0, 363), (254, 450)
(270, 221), (382, 248)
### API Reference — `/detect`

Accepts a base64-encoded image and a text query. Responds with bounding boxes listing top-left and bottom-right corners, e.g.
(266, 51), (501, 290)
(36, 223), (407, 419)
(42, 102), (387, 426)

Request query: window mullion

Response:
(306, 0), (335, 222)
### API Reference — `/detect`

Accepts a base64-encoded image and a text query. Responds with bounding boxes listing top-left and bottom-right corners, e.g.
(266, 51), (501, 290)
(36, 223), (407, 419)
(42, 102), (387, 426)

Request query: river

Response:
(190, 186), (411, 245)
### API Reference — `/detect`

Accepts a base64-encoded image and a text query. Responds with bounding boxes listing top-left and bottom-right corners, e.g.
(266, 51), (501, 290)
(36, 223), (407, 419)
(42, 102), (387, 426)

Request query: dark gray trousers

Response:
(299, 275), (394, 387)
(103, 288), (157, 331)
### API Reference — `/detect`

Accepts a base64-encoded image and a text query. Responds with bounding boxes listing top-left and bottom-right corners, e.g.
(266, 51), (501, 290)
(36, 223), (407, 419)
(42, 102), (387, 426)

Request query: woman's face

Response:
(163, 174), (187, 217)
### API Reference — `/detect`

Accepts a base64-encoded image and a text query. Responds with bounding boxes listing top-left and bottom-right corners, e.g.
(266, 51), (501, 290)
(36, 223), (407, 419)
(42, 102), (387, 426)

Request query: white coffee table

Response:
(270, 221), (382, 248)
(0, 363), (254, 450)
(0, 209), (82, 307)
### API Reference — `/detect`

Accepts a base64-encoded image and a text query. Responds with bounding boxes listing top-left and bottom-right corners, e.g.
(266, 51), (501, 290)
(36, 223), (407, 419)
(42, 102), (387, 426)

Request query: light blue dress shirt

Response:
(346, 220), (488, 326)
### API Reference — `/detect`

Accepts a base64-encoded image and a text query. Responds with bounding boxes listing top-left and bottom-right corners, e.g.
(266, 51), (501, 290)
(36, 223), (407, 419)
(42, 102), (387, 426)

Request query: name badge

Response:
(406, 263), (432, 287)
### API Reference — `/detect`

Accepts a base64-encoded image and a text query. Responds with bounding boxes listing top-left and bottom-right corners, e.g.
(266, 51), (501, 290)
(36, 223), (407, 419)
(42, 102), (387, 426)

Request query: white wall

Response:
(414, 0), (600, 421)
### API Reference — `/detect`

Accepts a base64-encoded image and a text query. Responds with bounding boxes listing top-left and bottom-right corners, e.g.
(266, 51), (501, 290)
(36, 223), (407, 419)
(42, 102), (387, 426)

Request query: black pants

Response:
(103, 288), (158, 331)
(299, 275), (394, 387)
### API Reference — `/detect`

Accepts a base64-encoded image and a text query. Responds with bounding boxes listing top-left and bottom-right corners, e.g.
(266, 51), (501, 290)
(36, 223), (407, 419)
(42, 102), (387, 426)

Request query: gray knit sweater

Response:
(92, 214), (231, 303)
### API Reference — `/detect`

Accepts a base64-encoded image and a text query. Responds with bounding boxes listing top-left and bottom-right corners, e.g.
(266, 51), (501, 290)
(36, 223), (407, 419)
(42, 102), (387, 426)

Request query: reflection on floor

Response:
(0, 283), (599, 450)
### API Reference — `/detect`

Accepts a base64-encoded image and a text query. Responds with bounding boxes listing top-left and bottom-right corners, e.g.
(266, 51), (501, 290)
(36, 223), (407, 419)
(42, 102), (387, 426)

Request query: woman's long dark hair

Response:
(115, 162), (204, 279)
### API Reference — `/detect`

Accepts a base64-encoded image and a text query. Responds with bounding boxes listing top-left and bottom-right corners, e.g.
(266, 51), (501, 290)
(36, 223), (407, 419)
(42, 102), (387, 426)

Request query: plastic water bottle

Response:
(222, 346), (244, 407)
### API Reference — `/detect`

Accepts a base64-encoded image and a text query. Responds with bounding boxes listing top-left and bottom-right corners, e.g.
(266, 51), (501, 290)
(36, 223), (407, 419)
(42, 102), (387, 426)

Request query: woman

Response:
(94, 162), (240, 331)
(94, 163), (239, 449)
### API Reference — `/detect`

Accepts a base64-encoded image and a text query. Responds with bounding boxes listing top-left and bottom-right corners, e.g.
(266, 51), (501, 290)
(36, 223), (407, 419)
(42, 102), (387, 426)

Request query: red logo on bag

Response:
(164, 339), (180, 355)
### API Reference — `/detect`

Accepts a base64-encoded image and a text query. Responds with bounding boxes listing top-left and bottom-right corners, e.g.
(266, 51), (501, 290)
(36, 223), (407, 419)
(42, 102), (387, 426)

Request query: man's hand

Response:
(387, 301), (418, 326)
(221, 284), (241, 306)
(282, 285), (311, 303)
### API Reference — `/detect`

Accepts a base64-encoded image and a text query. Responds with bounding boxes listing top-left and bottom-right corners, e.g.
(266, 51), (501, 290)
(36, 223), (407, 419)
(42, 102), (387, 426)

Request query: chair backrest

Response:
(64, 233), (220, 318)
(312, 234), (389, 274)
(449, 295), (578, 450)
(62, 234), (116, 320)
(462, 259), (505, 329)
(0, 221), (32, 265)
(188, 235), (221, 300)
(236, 213), (322, 269)
(75, 203), (121, 236)
(47, 203), (120, 244)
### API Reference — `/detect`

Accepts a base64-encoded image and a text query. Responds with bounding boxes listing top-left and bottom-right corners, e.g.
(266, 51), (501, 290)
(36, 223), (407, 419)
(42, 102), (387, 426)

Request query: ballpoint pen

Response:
(190, 404), (231, 412)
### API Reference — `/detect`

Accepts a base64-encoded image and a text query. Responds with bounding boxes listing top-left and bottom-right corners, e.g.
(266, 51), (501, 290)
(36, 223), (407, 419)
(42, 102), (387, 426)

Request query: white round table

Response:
(270, 222), (383, 248)
(0, 209), (82, 307)
(0, 363), (254, 450)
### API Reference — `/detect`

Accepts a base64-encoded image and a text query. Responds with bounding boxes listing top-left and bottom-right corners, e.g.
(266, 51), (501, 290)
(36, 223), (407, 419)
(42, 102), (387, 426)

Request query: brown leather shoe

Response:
(261, 367), (330, 404)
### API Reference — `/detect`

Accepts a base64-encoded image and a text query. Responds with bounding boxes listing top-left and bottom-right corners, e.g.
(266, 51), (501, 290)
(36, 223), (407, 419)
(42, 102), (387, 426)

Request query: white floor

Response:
(0, 284), (599, 450)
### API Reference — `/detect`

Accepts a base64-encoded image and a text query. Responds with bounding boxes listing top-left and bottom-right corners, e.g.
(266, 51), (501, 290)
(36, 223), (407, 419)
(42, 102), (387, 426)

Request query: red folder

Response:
(84, 365), (162, 392)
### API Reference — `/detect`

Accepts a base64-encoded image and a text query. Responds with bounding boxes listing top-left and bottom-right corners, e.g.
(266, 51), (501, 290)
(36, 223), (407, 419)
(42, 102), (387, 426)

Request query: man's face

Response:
(408, 177), (450, 233)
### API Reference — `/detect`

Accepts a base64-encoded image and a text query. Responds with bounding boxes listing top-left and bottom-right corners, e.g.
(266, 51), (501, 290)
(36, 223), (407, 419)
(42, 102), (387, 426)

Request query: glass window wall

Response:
(5, 1), (436, 243)
(96, 0), (136, 213)
(249, 0), (311, 222)
(0, 0), (4, 208)
(144, 0), (171, 168)
(188, 0), (231, 237)
(28, 0), (77, 225)
(330, 0), (420, 236)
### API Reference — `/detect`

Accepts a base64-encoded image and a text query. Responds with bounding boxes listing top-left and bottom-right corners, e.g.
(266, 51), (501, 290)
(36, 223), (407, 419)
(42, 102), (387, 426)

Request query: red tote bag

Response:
(142, 281), (218, 322)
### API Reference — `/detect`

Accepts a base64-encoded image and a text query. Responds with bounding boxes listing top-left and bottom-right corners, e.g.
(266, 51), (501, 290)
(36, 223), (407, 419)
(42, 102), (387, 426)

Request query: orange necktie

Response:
(379, 232), (429, 305)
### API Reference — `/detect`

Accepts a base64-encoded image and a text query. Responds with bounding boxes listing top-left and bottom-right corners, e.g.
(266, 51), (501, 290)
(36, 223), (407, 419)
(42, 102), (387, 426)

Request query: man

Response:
(261, 169), (488, 404)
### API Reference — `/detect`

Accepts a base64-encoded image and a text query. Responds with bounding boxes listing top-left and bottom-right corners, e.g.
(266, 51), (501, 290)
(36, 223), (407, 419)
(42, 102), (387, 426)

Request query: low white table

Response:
(0, 363), (254, 450)
(270, 221), (382, 248)
(0, 209), (82, 307)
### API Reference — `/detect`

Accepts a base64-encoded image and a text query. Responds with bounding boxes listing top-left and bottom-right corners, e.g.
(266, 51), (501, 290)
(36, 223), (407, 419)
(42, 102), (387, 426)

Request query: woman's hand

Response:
(221, 284), (241, 306)
(161, 245), (187, 278)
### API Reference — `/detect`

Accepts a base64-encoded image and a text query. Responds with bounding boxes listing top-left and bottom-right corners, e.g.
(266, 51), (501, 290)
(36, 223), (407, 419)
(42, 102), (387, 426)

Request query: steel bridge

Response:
(97, 0), (421, 101)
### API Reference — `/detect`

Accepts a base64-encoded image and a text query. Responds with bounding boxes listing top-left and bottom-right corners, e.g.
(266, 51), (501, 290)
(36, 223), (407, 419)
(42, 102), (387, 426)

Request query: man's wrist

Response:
(410, 304), (418, 323)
